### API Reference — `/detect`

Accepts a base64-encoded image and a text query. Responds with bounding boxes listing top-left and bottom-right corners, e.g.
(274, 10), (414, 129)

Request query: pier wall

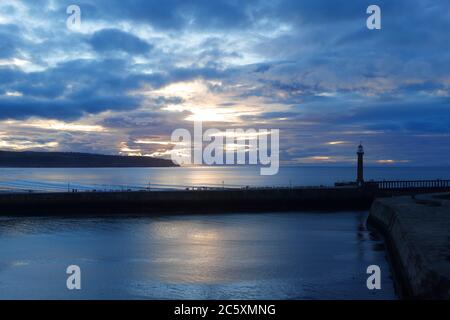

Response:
(368, 194), (450, 299)
(2, 185), (450, 215)
(0, 187), (376, 215)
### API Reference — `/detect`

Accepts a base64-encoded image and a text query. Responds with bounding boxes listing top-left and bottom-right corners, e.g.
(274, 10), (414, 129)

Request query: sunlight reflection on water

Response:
(0, 212), (397, 299)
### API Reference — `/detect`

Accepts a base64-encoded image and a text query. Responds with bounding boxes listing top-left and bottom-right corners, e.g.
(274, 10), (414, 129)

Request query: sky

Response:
(0, 0), (449, 166)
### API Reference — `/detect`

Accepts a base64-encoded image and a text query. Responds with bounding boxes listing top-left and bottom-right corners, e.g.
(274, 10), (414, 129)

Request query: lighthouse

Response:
(357, 143), (364, 187)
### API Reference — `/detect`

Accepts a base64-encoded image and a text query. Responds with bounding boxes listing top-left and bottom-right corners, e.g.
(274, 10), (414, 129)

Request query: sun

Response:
(185, 109), (231, 122)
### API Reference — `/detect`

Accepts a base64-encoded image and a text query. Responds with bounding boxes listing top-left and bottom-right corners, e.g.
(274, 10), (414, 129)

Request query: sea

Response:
(1, 166), (449, 299)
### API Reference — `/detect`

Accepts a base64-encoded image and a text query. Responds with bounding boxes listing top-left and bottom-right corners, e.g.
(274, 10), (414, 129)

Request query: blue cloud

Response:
(0, 94), (140, 120)
(89, 29), (153, 54)
(86, 0), (256, 30)
(0, 24), (22, 59)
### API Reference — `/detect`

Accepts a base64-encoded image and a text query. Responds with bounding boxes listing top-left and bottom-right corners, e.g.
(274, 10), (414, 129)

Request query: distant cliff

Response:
(0, 150), (177, 167)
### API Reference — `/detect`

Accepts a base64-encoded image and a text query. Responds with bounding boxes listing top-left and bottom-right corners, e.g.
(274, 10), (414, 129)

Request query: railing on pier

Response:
(373, 179), (450, 190)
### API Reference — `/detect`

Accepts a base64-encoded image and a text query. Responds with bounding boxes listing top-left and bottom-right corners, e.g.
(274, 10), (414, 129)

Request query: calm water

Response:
(0, 166), (447, 299)
(1, 166), (449, 192)
(0, 212), (396, 299)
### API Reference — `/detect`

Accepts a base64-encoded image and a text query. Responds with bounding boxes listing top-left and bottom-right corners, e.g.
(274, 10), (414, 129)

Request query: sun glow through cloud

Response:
(3, 120), (107, 133)
(136, 79), (283, 123)
(0, 134), (59, 151)
(326, 141), (347, 145)
(376, 160), (410, 164)
(149, 80), (242, 122)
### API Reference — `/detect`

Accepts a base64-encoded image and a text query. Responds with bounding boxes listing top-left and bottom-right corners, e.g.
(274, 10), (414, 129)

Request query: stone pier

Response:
(368, 193), (450, 299)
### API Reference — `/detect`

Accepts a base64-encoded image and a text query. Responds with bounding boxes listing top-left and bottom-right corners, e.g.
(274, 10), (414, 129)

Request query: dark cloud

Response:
(0, 24), (22, 59)
(0, 95), (139, 120)
(89, 29), (153, 54)
(0, 67), (24, 85)
(0, 54), (230, 120)
(84, 0), (257, 30)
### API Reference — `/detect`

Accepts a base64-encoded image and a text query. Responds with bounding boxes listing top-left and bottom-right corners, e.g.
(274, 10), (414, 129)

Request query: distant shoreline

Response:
(0, 150), (178, 168)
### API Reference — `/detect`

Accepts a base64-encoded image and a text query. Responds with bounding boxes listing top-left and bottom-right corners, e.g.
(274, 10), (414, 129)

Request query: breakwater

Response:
(0, 187), (376, 215)
(2, 183), (450, 215)
(368, 193), (450, 299)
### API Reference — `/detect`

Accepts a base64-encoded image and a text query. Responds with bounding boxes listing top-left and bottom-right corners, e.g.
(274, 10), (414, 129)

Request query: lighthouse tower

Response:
(356, 143), (364, 187)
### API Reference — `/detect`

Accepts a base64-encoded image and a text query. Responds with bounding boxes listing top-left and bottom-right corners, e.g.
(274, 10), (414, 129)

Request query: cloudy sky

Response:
(0, 0), (449, 166)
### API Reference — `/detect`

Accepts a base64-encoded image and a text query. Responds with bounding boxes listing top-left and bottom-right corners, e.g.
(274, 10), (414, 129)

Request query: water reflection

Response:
(0, 212), (397, 299)
(147, 220), (226, 283)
